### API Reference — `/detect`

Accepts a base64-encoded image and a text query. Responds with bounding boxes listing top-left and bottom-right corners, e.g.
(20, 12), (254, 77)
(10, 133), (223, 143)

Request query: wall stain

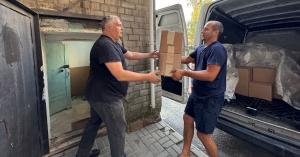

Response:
(3, 25), (20, 65)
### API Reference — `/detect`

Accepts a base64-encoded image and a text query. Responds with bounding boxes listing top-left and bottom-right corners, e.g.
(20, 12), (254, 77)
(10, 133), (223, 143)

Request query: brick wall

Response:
(18, 0), (162, 131)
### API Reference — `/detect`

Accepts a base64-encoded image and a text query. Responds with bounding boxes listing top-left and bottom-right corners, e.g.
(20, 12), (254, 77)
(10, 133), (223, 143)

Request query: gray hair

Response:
(101, 15), (119, 30)
(209, 20), (224, 36)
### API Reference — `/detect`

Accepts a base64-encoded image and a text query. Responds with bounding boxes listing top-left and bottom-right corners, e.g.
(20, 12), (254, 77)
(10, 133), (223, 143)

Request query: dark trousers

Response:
(76, 99), (126, 157)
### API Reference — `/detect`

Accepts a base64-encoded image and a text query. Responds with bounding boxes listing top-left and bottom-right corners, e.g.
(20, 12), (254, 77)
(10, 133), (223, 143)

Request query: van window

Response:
(158, 12), (179, 26)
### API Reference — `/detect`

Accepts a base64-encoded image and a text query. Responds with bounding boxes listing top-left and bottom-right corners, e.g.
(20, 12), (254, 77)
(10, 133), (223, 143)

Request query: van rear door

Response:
(155, 4), (189, 103)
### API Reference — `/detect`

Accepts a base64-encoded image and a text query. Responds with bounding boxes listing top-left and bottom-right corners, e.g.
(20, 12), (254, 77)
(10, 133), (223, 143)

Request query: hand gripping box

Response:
(159, 30), (183, 76)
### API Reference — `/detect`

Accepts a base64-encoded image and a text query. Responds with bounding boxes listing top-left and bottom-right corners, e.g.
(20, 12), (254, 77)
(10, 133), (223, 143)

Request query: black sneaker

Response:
(89, 149), (100, 157)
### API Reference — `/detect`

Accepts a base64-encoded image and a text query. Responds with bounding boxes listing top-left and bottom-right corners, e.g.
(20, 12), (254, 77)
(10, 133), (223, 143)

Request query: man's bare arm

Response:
(183, 64), (221, 81)
(181, 56), (195, 64)
(172, 64), (221, 82)
(105, 61), (160, 83)
(124, 51), (158, 60)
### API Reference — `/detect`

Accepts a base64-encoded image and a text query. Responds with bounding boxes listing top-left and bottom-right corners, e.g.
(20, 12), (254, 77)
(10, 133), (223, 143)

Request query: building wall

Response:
(18, 0), (162, 131)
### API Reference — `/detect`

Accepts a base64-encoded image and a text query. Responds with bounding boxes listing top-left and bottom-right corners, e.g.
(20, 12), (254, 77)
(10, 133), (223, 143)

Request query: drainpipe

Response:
(150, 0), (156, 108)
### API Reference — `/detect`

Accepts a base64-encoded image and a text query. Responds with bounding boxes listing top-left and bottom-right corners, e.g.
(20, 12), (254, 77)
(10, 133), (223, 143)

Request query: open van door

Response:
(155, 4), (189, 103)
(194, 3), (211, 46)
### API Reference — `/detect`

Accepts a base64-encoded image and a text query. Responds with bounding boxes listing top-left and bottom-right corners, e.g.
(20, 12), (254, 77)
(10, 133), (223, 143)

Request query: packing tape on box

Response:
(167, 31), (175, 45)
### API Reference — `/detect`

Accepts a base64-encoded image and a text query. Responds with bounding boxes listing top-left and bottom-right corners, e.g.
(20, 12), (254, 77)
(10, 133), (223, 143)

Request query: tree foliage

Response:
(187, 0), (211, 47)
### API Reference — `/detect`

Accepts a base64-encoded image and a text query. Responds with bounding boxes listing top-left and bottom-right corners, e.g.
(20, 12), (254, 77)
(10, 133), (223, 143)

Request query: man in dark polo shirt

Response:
(171, 21), (227, 157)
(76, 15), (160, 157)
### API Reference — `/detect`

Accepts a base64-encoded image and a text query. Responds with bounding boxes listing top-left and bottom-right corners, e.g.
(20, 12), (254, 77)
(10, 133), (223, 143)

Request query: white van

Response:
(156, 1), (300, 156)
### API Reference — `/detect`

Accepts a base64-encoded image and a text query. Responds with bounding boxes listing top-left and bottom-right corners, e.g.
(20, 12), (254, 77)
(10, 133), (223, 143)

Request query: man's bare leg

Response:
(197, 132), (218, 157)
(180, 114), (194, 157)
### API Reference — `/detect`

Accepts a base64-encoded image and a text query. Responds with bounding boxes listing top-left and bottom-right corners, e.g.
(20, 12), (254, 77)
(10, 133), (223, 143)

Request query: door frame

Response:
(41, 31), (98, 140)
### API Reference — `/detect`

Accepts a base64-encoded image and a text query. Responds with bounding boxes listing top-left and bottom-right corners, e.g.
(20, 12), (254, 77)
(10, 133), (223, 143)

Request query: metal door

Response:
(0, 0), (48, 156)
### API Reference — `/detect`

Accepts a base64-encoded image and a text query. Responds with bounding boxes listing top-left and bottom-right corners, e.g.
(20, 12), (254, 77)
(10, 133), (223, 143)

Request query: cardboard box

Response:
(159, 31), (183, 76)
(252, 67), (276, 83)
(235, 67), (252, 96)
(249, 81), (272, 101)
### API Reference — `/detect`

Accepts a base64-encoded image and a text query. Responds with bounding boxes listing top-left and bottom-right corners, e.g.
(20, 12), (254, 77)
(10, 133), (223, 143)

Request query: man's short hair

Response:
(209, 21), (224, 37)
(101, 15), (119, 30)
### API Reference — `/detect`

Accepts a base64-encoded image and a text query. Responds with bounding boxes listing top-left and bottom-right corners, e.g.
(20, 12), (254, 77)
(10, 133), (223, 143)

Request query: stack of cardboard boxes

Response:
(236, 67), (276, 101)
(159, 30), (183, 76)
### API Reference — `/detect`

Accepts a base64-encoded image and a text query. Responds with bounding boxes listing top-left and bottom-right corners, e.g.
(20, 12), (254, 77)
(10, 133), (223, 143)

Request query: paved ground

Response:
(161, 97), (277, 157)
(50, 121), (207, 157)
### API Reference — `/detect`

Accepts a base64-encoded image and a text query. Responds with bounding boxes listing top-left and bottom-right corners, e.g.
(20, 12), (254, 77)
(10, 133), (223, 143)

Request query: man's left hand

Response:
(171, 69), (184, 81)
(150, 50), (159, 58)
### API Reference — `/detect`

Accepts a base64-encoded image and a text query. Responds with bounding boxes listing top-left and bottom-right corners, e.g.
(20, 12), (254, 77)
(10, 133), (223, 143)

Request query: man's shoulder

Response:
(211, 42), (227, 53)
(212, 41), (225, 49)
(93, 37), (115, 50)
(96, 36), (113, 45)
(195, 45), (205, 53)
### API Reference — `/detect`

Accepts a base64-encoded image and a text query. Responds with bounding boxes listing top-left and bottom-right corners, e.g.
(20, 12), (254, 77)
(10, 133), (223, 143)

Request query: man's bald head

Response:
(207, 21), (224, 37)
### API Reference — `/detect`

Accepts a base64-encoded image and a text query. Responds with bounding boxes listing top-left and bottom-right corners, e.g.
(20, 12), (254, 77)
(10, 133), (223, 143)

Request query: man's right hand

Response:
(147, 70), (161, 84)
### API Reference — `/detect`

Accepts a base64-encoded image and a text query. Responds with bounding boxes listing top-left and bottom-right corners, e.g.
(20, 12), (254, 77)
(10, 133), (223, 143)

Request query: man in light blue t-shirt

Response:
(171, 21), (227, 157)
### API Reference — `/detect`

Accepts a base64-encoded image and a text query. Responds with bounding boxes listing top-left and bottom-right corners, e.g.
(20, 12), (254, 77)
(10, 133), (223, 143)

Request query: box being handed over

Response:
(159, 30), (183, 76)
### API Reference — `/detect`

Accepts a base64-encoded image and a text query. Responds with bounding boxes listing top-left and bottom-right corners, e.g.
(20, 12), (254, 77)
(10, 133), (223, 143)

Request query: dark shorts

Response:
(185, 94), (224, 134)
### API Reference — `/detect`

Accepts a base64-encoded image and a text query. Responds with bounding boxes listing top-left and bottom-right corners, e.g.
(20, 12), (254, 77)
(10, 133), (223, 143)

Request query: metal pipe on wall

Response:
(150, 0), (156, 108)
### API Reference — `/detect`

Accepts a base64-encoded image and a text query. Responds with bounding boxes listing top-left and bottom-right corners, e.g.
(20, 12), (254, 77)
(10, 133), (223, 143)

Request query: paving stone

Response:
(127, 152), (138, 157)
(141, 128), (150, 136)
(155, 123), (164, 130)
(156, 150), (170, 157)
(166, 146), (179, 157)
(191, 145), (208, 157)
(125, 142), (134, 154)
(145, 124), (159, 133)
(158, 136), (169, 144)
(159, 121), (167, 127)
(141, 134), (152, 142)
(172, 144), (182, 154)
(162, 140), (174, 148)
(139, 151), (154, 157)
(164, 130), (171, 135)
(168, 133), (182, 144)
(49, 121), (206, 157)
(136, 130), (145, 138)
(151, 132), (160, 140)
(153, 142), (164, 153)
(164, 126), (171, 132)
(143, 137), (156, 147)
(156, 129), (166, 138)
(171, 132), (183, 141)
(149, 144), (157, 152)
(126, 133), (139, 142)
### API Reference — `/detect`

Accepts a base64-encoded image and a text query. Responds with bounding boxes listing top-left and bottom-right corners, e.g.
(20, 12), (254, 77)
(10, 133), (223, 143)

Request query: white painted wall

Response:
(64, 41), (94, 68)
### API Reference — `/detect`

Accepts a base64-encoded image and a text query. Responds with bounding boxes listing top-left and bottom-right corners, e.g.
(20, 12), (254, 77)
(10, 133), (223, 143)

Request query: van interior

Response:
(199, 0), (300, 154)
